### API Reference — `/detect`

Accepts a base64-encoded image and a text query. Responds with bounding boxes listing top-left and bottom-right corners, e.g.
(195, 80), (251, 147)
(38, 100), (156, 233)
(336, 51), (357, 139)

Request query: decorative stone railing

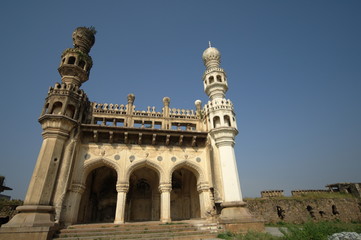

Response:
(48, 82), (86, 98)
(203, 99), (233, 114)
(169, 108), (197, 119)
(92, 102), (198, 119)
(202, 67), (225, 79)
(93, 103), (128, 115)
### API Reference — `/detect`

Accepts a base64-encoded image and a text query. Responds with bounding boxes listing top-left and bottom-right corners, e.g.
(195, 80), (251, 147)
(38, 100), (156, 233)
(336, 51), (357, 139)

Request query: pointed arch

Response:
(124, 159), (165, 183)
(82, 157), (120, 184)
(169, 160), (205, 184)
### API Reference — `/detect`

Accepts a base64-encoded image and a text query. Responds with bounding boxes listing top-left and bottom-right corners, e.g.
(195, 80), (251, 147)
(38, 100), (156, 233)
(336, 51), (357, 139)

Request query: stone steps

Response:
(53, 221), (222, 240)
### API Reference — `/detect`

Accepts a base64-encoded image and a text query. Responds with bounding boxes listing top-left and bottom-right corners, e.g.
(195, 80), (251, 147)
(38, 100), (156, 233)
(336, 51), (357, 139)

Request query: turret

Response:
(58, 27), (96, 87)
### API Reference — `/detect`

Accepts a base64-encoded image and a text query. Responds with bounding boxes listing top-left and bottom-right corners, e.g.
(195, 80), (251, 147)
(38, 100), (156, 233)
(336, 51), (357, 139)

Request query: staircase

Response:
(53, 220), (223, 240)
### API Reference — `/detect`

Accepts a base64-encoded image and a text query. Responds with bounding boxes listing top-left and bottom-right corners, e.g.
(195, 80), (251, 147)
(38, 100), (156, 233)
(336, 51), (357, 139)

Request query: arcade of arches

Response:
(78, 165), (202, 223)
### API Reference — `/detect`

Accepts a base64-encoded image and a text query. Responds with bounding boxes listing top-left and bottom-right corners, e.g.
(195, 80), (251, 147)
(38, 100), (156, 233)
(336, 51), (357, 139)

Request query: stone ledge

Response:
(0, 226), (56, 240)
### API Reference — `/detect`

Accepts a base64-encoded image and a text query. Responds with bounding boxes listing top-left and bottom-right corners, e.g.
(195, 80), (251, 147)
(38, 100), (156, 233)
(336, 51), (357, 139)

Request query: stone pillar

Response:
(159, 183), (172, 223)
(126, 94), (135, 127)
(217, 142), (243, 202)
(197, 183), (214, 219)
(64, 183), (86, 225)
(53, 138), (78, 223)
(114, 183), (129, 224)
(162, 97), (170, 129)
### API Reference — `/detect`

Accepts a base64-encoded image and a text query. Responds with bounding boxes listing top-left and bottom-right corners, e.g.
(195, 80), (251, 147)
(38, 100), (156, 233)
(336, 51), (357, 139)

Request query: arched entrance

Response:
(171, 168), (200, 220)
(78, 166), (117, 223)
(125, 167), (160, 222)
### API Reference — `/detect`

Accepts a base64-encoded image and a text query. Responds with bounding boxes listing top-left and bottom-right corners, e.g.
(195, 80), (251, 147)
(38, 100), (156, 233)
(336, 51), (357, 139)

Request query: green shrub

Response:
(281, 221), (361, 240)
(218, 231), (281, 240)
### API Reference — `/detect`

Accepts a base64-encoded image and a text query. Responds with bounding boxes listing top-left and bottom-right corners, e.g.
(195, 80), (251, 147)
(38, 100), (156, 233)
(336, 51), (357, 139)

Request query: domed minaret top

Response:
(202, 42), (221, 69)
(202, 43), (228, 100)
(72, 26), (96, 54)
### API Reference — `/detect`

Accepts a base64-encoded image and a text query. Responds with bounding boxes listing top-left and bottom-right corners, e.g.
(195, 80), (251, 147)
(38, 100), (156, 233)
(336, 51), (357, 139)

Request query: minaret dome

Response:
(202, 46), (221, 69)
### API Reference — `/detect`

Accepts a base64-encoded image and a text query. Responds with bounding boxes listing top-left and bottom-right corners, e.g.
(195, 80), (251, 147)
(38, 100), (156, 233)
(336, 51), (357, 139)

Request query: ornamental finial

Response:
(208, 41), (212, 48)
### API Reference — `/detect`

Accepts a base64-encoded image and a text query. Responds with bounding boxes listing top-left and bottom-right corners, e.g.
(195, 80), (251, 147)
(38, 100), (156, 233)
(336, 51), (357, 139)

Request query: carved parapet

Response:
(48, 82), (87, 101)
(169, 108), (198, 119)
(261, 190), (284, 198)
(92, 100), (199, 120)
(93, 102), (127, 115)
(203, 99), (234, 114)
(202, 67), (225, 80)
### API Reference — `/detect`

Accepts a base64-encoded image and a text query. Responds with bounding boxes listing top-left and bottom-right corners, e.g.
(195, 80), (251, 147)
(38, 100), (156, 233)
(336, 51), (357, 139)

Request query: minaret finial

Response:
(208, 41), (212, 48)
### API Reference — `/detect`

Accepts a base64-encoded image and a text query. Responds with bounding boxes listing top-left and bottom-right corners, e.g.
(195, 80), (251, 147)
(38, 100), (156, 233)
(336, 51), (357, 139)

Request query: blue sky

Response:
(0, 1), (360, 200)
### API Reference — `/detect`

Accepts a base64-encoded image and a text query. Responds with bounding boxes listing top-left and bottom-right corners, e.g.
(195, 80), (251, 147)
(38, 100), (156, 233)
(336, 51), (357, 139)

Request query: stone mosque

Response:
(0, 27), (262, 240)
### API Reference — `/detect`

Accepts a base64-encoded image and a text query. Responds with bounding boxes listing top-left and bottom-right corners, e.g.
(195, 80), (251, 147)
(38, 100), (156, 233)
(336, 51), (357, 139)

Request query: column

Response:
(114, 183), (129, 224)
(64, 183), (86, 225)
(197, 183), (214, 218)
(159, 183), (172, 223)
(217, 142), (243, 202)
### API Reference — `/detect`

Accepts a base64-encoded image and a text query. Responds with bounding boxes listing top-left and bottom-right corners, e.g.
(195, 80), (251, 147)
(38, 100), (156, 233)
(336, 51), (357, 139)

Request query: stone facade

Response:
(0, 28), (261, 240)
(247, 197), (361, 224)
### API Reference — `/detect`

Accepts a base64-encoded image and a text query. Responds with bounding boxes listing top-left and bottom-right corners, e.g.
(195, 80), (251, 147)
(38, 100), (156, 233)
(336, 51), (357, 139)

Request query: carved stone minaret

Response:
(202, 44), (259, 225)
(202, 44), (242, 202)
(2, 27), (95, 239)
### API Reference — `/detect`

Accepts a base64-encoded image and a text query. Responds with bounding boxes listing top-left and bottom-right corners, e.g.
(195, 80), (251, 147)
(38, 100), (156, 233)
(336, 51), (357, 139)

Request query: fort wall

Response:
(246, 197), (361, 224)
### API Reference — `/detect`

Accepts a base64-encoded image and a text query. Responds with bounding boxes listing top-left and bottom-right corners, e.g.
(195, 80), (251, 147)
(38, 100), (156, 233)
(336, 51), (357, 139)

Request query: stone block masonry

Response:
(246, 197), (361, 224)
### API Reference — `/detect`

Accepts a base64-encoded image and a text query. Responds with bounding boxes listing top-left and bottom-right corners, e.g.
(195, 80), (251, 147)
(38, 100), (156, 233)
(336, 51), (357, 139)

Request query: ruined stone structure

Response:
(261, 190), (284, 198)
(0, 27), (262, 240)
(247, 197), (361, 224)
(250, 186), (361, 224)
(327, 183), (361, 198)
(291, 190), (331, 197)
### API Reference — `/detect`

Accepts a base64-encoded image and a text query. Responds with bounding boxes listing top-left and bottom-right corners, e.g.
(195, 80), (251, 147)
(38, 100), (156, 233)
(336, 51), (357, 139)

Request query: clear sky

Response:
(0, 1), (360, 200)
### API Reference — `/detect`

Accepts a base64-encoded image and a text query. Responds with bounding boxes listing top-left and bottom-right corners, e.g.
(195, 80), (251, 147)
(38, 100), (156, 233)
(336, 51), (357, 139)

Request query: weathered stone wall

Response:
(246, 198), (361, 224)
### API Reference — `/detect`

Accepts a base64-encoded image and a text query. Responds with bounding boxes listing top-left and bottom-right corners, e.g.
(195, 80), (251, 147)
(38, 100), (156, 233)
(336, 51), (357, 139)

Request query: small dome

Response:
(202, 46), (221, 69)
(202, 47), (221, 62)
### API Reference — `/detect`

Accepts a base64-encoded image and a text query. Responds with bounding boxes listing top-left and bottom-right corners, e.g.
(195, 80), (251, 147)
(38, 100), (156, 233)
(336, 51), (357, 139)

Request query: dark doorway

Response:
(78, 166), (117, 223)
(125, 167), (160, 222)
(171, 168), (200, 220)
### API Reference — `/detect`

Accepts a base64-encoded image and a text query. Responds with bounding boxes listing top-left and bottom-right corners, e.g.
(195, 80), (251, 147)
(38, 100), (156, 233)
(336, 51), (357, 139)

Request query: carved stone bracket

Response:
(158, 183), (172, 193)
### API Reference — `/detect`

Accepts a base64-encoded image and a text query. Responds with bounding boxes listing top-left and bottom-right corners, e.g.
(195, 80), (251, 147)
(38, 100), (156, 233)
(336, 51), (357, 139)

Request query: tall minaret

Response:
(2, 27), (95, 231)
(202, 44), (242, 202)
(202, 44), (257, 224)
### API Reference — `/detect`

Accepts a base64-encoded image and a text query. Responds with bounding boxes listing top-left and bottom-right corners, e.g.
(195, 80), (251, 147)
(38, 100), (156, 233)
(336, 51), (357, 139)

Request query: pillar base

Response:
(219, 201), (264, 233)
(0, 205), (57, 240)
(2, 205), (56, 228)
(160, 218), (171, 223)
